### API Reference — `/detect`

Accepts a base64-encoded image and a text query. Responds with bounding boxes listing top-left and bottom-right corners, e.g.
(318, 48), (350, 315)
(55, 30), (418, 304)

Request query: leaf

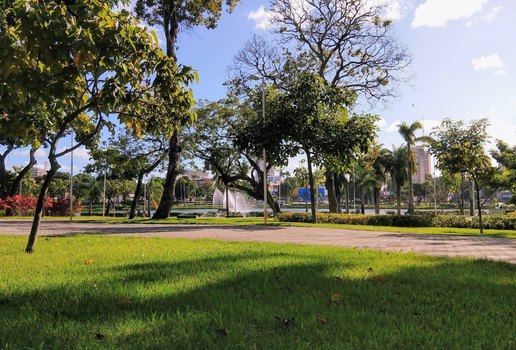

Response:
(373, 275), (386, 283)
(73, 52), (80, 66)
(331, 293), (344, 302)
(316, 315), (328, 325)
(84, 258), (94, 264)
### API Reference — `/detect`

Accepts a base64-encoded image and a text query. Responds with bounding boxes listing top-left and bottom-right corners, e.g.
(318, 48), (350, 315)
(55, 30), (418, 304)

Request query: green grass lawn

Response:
(1, 235), (515, 349)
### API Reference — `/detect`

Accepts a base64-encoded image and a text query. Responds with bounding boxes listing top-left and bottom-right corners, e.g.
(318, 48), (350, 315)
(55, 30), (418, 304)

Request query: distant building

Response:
(31, 166), (47, 178)
(413, 145), (431, 184)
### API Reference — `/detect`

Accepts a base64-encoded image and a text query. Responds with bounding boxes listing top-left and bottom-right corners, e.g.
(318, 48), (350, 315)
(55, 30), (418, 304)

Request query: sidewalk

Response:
(1, 221), (515, 263)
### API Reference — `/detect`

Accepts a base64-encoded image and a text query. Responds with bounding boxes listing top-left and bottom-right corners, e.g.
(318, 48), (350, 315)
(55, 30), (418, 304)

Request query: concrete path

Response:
(1, 220), (515, 264)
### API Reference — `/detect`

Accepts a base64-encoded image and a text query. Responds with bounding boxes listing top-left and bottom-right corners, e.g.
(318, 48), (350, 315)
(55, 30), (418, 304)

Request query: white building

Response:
(413, 145), (432, 184)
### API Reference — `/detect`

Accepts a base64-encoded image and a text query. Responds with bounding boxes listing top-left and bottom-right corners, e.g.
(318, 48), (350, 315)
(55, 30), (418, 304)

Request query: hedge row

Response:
(276, 212), (516, 230)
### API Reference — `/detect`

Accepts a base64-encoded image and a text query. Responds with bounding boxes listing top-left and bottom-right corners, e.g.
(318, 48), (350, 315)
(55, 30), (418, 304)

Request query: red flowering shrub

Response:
(0, 195), (52, 216)
(45, 198), (83, 216)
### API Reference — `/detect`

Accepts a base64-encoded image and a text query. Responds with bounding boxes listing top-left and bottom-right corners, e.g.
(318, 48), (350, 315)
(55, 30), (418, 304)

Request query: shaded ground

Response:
(1, 220), (515, 263)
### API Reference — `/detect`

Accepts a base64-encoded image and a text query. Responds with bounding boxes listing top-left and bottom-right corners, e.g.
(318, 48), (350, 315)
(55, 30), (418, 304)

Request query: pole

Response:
(433, 161), (437, 215)
(262, 76), (268, 224)
(69, 131), (74, 222)
(143, 177), (147, 216)
(278, 169), (282, 205)
(102, 149), (107, 217)
(353, 165), (356, 214)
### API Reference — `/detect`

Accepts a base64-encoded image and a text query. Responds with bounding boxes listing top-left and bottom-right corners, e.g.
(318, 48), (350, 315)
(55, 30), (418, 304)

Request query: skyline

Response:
(4, 0), (515, 175)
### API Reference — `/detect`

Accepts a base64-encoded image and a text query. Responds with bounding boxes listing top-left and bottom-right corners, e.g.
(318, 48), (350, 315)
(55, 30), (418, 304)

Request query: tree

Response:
(186, 99), (283, 214)
(430, 118), (491, 233)
(385, 145), (409, 215)
(491, 140), (516, 203)
(266, 72), (378, 222)
(1, 0), (194, 252)
(233, 0), (411, 212)
(134, 0), (240, 219)
(397, 121), (430, 214)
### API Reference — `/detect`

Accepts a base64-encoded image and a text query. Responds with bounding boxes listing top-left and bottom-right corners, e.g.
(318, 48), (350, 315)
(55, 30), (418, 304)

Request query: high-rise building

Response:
(413, 145), (431, 184)
(31, 166), (47, 178)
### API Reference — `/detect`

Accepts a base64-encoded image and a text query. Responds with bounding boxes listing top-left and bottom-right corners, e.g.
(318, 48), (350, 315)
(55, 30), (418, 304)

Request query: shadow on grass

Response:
(1, 251), (515, 349)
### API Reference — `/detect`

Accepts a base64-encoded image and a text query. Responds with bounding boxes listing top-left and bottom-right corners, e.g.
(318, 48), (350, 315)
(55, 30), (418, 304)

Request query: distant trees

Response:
(429, 118), (491, 233)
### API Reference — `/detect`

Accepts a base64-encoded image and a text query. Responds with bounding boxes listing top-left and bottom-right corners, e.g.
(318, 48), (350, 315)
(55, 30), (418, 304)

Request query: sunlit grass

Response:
(1, 235), (515, 349)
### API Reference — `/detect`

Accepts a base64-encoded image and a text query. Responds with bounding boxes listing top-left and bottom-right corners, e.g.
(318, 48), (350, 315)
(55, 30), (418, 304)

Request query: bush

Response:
(0, 195), (52, 216)
(276, 212), (516, 230)
(46, 198), (83, 217)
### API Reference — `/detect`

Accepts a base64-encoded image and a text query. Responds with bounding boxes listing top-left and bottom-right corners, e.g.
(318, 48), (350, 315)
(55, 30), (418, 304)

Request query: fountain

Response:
(213, 188), (254, 213)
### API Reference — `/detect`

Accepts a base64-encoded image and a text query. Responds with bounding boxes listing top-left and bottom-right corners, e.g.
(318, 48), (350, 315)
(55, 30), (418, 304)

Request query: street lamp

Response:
(102, 142), (108, 218)
(249, 74), (268, 224)
(69, 131), (74, 223)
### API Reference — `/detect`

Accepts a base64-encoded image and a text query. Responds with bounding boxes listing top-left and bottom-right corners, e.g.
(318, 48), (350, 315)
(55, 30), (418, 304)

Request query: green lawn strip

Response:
(1, 235), (514, 349)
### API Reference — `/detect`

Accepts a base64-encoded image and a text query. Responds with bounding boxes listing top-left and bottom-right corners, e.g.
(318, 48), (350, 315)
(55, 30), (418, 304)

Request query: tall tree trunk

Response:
(469, 179), (475, 216)
(360, 191), (365, 214)
(334, 173), (343, 214)
(0, 145), (14, 199)
(306, 150), (317, 223)
(267, 190), (281, 215)
(25, 158), (59, 253)
(460, 172), (465, 215)
(396, 183), (402, 215)
(374, 187), (380, 214)
(473, 177), (483, 234)
(225, 185), (229, 216)
(407, 145), (414, 214)
(129, 173), (144, 219)
(9, 148), (37, 197)
(325, 169), (338, 213)
(345, 182), (350, 214)
(153, 131), (180, 219)
(105, 196), (112, 217)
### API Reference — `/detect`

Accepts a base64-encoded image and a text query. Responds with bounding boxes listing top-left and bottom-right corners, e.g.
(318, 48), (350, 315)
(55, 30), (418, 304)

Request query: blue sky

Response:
(5, 0), (516, 174)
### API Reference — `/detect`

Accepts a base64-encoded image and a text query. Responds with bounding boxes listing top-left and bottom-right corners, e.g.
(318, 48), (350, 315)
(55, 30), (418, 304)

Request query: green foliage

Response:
(430, 118), (490, 176)
(277, 212), (516, 230)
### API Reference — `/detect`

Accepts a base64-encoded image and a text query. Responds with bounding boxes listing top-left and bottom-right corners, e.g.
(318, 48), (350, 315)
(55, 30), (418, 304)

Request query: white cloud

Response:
(412, 0), (488, 28)
(249, 0), (406, 30)
(72, 147), (91, 161)
(376, 117), (387, 129)
(466, 5), (502, 27)
(494, 69), (507, 76)
(248, 6), (273, 30)
(472, 53), (504, 71)
(385, 120), (401, 133)
(367, 0), (404, 20)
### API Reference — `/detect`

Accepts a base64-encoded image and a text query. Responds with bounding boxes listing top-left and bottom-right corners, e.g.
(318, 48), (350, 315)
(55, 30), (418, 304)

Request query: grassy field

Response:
(2, 215), (516, 238)
(1, 235), (515, 349)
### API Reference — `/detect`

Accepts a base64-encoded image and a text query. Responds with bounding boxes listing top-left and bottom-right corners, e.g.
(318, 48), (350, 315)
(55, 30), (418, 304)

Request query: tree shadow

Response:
(1, 250), (514, 349)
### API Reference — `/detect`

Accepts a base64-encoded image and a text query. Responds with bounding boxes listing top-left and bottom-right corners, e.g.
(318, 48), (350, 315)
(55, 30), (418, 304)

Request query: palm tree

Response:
(398, 121), (430, 214)
(371, 147), (392, 214)
(386, 145), (410, 215)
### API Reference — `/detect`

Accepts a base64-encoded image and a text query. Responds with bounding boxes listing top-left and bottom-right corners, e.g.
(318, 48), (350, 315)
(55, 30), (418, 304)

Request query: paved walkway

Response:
(1, 221), (515, 263)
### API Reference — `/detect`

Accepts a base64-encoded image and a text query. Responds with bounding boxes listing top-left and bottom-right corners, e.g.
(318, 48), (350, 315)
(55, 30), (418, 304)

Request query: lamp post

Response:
(102, 142), (107, 218)
(69, 131), (74, 223)
(249, 74), (268, 224)
(353, 165), (356, 214)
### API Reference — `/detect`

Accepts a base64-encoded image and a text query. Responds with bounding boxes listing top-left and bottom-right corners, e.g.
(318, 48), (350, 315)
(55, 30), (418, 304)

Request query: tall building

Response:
(413, 145), (431, 184)
(31, 166), (47, 178)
